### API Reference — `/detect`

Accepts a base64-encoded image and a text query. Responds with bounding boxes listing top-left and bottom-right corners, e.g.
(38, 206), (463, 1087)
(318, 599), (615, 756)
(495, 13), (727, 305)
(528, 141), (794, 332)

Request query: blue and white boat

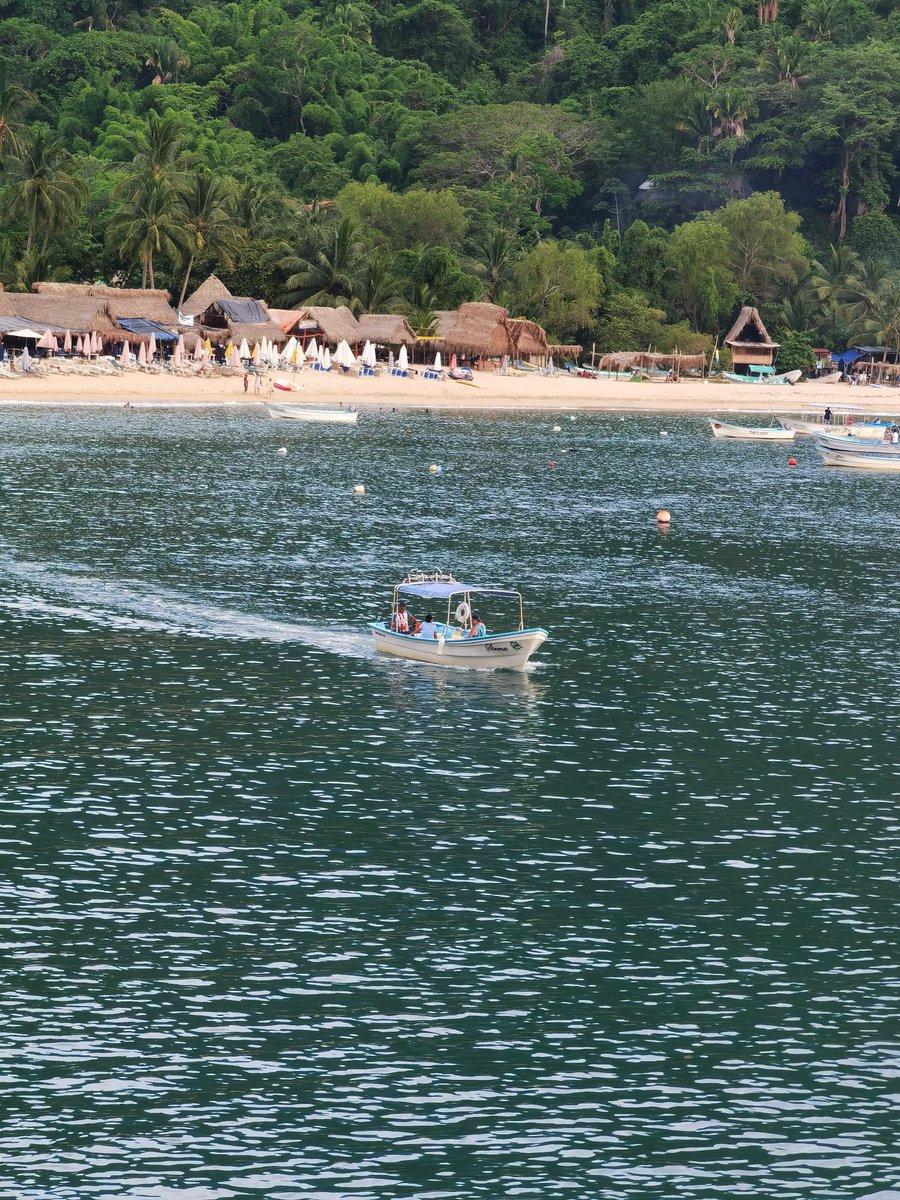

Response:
(816, 430), (900, 470)
(370, 571), (549, 670)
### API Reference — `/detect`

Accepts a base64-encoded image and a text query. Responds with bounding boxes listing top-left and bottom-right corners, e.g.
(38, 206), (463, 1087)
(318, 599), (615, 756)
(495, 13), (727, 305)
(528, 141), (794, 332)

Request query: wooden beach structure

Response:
(193, 296), (284, 348)
(508, 318), (548, 362)
(598, 350), (706, 378)
(357, 313), (418, 350)
(421, 302), (516, 367)
(724, 306), (779, 376)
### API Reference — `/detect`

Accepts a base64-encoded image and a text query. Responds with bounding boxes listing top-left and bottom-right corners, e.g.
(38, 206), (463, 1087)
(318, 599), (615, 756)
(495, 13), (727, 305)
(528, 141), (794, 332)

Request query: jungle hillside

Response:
(0, 0), (898, 355)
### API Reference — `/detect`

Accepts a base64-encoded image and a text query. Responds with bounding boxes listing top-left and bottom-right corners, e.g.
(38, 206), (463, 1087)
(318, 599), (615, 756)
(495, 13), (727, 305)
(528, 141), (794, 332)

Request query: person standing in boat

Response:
(392, 602), (417, 634)
(824, 406), (833, 423)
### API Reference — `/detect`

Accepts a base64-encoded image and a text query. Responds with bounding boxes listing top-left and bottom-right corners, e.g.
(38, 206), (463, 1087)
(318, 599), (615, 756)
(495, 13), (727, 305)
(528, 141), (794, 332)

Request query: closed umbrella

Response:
(323, 347), (331, 370)
(305, 339), (319, 361)
(434, 351), (442, 370)
(252, 342), (261, 366)
(120, 340), (130, 365)
(148, 332), (157, 360)
(173, 335), (184, 368)
(37, 330), (56, 351)
(93, 331), (103, 355)
(283, 336), (297, 364)
(63, 330), (72, 353)
(238, 338), (250, 360)
(365, 342), (377, 368)
(76, 335), (84, 355)
(450, 354), (457, 370)
(137, 341), (148, 367)
(193, 336), (205, 361)
(21, 345), (31, 371)
(229, 348), (242, 369)
(397, 345), (409, 372)
(224, 340), (234, 359)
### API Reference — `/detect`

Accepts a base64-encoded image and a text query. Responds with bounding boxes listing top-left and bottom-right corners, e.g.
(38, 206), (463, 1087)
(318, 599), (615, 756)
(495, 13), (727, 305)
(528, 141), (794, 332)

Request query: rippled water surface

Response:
(1, 406), (898, 1200)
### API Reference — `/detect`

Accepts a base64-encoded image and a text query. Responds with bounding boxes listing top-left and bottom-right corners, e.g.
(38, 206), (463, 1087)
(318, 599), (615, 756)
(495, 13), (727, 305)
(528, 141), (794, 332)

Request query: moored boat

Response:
(265, 402), (358, 424)
(370, 571), (548, 670)
(816, 430), (900, 454)
(723, 369), (802, 385)
(709, 418), (795, 441)
(818, 445), (900, 471)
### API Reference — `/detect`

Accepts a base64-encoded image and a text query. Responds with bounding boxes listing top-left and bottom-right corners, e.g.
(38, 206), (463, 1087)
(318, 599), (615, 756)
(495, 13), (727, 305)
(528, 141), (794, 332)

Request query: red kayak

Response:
(273, 380), (292, 392)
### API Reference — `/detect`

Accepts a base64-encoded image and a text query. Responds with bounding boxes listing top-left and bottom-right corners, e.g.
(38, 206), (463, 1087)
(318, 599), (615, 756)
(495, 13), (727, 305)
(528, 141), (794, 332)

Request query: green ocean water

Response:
(1, 406), (898, 1200)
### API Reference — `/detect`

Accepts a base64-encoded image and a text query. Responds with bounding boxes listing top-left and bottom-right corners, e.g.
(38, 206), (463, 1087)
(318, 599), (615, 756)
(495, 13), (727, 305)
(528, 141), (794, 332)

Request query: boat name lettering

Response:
(484, 643), (509, 653)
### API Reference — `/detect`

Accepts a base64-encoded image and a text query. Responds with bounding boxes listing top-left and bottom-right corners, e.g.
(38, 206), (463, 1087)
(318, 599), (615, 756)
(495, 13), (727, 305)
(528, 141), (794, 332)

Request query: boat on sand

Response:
(370, 571), (548, 670)
(709, 418), (795, 441)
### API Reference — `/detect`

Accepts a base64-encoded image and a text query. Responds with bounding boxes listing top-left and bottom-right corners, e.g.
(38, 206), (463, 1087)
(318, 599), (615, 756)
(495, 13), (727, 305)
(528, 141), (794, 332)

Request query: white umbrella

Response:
(63, 330), (72, 353)
(193, 337), (205, 361)
(148, 332), (157, 360)
(120, 340), (130, 365)
(93, 331), (102, 355)
(137, 341), (148, 367)
(238, 338), (250, 360)
(76, 335), (84, 355)
(21, 345), (31, 371)
(252, 342), (261, 366)
(282, 336), (298, 363)
(434, 351), (442, 371)
(361, 340), (373, 367)
(305, 339), (319, 361)
(173, 335), (184, 368)
(323, 347), (331, 370)
(398, 345), (409, 372)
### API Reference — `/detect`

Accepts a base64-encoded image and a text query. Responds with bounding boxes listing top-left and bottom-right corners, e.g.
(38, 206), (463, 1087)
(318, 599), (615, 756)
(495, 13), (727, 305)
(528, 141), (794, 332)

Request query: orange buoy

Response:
(788, 457), (797, 467)
(657, 509), (671, 525)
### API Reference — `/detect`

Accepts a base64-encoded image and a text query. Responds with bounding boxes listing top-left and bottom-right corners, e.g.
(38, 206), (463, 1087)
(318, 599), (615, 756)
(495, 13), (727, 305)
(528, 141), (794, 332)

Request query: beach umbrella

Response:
(120, 340), (130, 365)
(434, 351), (442, 370)
(21, 345), (31, 371)
(398, 345), (409, 372)
(37, 330), (56, 351)
(193, 336), (205, 361)
(63, 330), (72, 353)
(76, 335), (84, 355)
(93, 331), (103, 355)
(137, 341), (148, 367)
(238, 338), (250, 360)
(252, 342), (261, 366)
(323, 347), (332, 370)
(229, 348), (242, 369)
(173, 335), (184, 368)
(282, 336), (297, 364)
(204, 338), (212, 353)
(305, 339), (319, 361)
(224, 340), (234, 359)
(148, 332), (157, 360)
(361, 340), (373, 367)
(450, 353), (457, 370)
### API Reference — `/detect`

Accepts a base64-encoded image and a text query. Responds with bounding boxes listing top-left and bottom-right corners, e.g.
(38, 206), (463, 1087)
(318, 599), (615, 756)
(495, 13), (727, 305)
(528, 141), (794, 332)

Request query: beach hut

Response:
(724, 306), (779, 376)
(547, 343), (583, 365)
(507, 318), (549, 363)
(301, 306), (362, 350)
(194, 297), (284, 350)
(180, 273), (233, 319)
(356, 314), (418, 350)
(421, 302), (515, 368)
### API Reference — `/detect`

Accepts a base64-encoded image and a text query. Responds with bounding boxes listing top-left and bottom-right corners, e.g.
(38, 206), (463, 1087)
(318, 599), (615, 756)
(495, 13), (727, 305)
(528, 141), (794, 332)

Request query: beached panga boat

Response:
(723, 368), (802, 385)
(265, 402), (358, 424)
(370, 571), (548, 670)
(709, 418), (795, 441)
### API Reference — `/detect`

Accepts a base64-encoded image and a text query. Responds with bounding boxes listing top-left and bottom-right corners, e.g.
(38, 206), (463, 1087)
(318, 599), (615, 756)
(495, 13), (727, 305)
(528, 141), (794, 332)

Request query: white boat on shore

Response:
(709, 418), (795, 441)
(370, 571), (548, 671)
(723, 369), (802, 385)
(265, 402), (358, 424)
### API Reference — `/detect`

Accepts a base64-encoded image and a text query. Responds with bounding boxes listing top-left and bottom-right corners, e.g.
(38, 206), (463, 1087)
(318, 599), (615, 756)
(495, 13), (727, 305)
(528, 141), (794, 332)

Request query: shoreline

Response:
(2, 368), (898, 415)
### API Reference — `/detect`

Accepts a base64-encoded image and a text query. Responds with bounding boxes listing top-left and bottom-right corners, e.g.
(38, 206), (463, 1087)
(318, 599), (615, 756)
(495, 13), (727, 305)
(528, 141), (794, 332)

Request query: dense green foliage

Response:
(1, 0), (899, 351)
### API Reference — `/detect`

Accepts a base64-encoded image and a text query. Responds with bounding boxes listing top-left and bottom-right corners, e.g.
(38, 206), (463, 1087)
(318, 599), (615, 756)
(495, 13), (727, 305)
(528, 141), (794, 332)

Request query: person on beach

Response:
(254, 373), (262, 394)
(418, 613), (439, 640)
(243, 372), (249, 393)
(468, 613), (487, 638)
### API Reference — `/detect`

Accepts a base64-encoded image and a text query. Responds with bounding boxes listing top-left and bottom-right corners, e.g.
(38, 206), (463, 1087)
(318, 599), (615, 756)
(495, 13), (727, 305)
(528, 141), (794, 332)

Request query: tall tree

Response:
(108, 173), (190, 289)
(475, 229), (515, 302)
(3, 128), (86, 254)
(177, 170), (243, 308)
(0, 79), (31, 162)
(279, 215), (366, 307)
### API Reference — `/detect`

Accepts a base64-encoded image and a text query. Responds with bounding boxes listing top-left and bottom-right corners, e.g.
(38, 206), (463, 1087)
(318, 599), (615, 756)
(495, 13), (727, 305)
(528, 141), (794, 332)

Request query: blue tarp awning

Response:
(399, 582), (520, 600)
(832, 349), (861, 366)
(117, 318), (177, 342)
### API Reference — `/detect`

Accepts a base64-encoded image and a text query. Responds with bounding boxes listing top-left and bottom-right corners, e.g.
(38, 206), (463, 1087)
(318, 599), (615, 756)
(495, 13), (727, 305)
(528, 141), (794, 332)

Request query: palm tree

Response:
(475, 229), (515, 302)
(0, 79), (31, 162)
(177, 170), (243, 308)
(0, 246), (70, 291)
(108, 173), (190, 289)
(232, 179), (288, 240)
(131, 109), (187, 180)
(675, 93), (715, 153)
(809, 244), (861, 306)
(849, 280), (900, 362)
(146, 38), (191, 84)
(760, 37), (809, 88)
(709, 90), (755, 140)
(279, 215), (366, 306)
(757, 0), (779, 24)
(352, 252), (403, 315)
(404, 281), (439, 337)
(776, 280), (820, 334)
(3, 128), (87, 253)
(801, 0), (849, 42)
(723, 6), (744, 43)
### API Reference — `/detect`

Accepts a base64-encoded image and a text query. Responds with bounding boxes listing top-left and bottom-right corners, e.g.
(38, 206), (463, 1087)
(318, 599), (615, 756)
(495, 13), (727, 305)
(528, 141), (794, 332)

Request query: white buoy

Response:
(428, 463), (441, 473)
(277, 447), (288, 455)
(660, 431), (668, 437)
(353, 484), (365, 494)
(553, 424), (562, 432)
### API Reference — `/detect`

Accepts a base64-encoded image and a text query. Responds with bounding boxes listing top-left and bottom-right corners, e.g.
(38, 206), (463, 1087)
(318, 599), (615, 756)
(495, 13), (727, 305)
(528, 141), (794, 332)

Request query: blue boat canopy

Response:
(399, 581), (520, 600)
(117, 318), (178, 342)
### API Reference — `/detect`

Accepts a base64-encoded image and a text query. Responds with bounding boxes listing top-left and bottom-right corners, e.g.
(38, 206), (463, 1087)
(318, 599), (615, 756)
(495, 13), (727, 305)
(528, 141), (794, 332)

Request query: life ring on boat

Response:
(454, 601), (471, 623)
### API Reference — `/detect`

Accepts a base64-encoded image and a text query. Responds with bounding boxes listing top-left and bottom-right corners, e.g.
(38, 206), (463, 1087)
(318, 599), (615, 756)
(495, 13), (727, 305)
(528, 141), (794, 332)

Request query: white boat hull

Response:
(370, 622), (548, 670)
(816, 431), (900, 452)
(819, 447), (900, 471)
(709, 419), (795, 440)
(723, 370), (802, 385)
(266, 403), (357, 424)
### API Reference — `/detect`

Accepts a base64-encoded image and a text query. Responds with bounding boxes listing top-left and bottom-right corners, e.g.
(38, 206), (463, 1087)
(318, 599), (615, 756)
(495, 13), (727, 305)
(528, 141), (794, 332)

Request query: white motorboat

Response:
(709, 418), (795, 441)
(816, 431), (900, 454)
(818, 445), (900, 471)
(817, 371), (843, 384)
(265, 402), (358, 424)
(370, 571), (548, 671)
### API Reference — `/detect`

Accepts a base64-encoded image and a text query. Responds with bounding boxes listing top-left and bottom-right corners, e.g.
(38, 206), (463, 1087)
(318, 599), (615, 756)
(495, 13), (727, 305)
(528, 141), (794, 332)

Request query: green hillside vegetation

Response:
(1, 0), (898, 354)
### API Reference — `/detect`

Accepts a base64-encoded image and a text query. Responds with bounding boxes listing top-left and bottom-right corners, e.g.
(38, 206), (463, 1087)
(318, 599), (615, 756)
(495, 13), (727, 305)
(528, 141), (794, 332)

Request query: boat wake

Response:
(0, 557), (373, 658)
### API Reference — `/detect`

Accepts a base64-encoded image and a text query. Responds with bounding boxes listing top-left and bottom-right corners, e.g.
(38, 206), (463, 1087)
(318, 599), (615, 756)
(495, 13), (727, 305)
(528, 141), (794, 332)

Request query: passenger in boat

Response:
(824, 406), (833, 423)
(468, 613), (487, 638)
(418, 613), (439, 640)
(392, 602), (417, 634)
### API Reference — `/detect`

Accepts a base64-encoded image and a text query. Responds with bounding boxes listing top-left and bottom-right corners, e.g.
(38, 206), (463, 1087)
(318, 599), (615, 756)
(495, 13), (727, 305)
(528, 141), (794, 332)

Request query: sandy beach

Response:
(1, 363), (899, 415)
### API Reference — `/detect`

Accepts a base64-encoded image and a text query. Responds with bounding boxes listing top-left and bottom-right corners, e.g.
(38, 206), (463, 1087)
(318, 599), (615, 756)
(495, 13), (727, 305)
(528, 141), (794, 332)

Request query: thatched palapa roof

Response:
(508, 318), (548, 358)
(28, 282), (181, 327)
(181, 274), (232, 317)
(599, 351), (706, 372)
(357, 313), (418, 346)
(548, 344), (583, 358)
(302, 305), (362, 345)
(423, 303), (515, 358)
(725, 305), (779, 350)
(0, 292), (121, 335)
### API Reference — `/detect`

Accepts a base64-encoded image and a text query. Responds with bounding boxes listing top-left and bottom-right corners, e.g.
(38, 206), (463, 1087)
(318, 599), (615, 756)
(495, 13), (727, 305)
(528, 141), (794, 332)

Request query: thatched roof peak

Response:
(357, 313), (418, 346)
(32, 281), (173, 301)
(181, 274), (231, 317)
(302, 305), (362, 344)
(725, 305), (778, 349)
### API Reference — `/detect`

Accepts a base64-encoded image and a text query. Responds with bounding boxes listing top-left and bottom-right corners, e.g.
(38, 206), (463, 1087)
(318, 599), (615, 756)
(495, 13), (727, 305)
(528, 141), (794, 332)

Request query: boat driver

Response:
(392, 601), (418, 634)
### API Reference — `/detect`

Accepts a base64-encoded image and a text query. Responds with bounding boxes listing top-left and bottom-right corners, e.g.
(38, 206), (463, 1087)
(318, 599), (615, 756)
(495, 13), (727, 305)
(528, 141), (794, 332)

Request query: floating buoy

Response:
(276, 447), (287, 455)
(788, 457), (797, 467)
(353, 484), (365, 494)
(553, 425), (562, 432)
(428, 463), (442, 474)
(657, 509), (671, 525)
(549, 461), (555, 468)
(660, 431), (668, 437)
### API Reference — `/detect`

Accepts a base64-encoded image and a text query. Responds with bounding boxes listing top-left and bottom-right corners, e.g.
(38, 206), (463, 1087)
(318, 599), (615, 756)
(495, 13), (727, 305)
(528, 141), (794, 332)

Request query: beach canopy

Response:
(117, 318), (177, 343)
(399, 581), (521, 600)
(7, 327), (42, 339)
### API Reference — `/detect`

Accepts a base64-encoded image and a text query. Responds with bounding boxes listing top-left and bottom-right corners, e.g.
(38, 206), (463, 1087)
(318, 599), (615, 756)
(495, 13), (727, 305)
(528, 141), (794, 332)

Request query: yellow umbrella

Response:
(204, 337), (212, 353)
(225, 341), (234, 358)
